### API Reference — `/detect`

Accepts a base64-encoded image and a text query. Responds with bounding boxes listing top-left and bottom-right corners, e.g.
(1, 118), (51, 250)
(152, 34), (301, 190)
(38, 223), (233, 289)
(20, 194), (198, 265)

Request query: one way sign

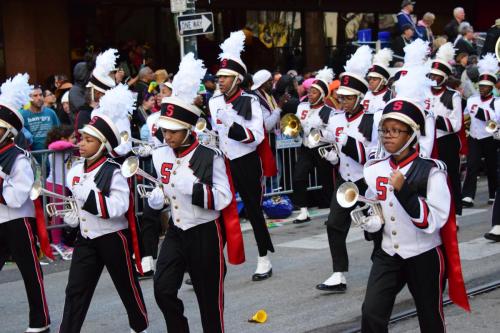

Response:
(177, 12), (214, 37)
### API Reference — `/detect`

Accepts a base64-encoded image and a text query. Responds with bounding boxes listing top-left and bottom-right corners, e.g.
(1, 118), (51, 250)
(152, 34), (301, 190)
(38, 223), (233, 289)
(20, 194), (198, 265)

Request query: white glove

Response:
(360, 215), (383, 233)
(336, 132), (348, 146)
(71, 183), (92, 203)
(147, 186), (165, 210)
(174, 178), (194, 195)
(63, 211), (80, 228)
(324, 149), (339, 165)
(220, 112), (235, 127)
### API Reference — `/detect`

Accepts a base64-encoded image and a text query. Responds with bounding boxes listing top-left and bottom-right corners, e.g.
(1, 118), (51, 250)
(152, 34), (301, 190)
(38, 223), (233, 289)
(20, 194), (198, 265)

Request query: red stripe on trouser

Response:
(23, 218), (50, 326)
(436, 247), (446, 331)
(117, 231), (148, 324)
(214, 219), (225, 332)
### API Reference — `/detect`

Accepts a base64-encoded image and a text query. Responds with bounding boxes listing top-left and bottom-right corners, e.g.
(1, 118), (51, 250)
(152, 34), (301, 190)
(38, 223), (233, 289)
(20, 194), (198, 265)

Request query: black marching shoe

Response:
(252, 269), (273, 281)
(185, 278), (193, 285)
(315, 283), (347, 293)
(252, 256), (273, 281)
(484, 226), (500, 242)
(25, 326), (50, 333)
(293, 217), (311, 224)
(138, 270), (154, 280)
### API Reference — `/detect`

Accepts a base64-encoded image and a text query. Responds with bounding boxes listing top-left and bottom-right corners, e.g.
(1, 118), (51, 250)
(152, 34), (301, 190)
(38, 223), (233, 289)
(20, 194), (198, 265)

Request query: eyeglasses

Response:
(338, 95), (357, 102)
(378, 128), (410, 138)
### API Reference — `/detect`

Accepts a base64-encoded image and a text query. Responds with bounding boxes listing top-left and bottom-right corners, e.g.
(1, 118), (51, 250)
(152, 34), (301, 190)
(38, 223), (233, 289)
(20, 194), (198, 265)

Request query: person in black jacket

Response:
(454, 23), (477, 56)
(392, 24), (414, 64)
(444, 7), (465, 43)
(481, 19), (500, 56)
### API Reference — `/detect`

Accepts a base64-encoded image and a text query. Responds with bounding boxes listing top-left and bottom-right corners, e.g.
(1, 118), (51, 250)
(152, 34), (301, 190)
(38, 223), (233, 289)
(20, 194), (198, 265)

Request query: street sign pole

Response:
(181, 0), (197, 57)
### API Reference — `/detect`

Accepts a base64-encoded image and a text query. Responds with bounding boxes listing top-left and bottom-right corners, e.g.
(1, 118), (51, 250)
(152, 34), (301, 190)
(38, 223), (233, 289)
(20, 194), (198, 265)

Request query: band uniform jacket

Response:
(65, 156), (129, 239)
(209, 90), (264, 160)
(323, 110), (373, 182)
(465, 94), (496, 140)
(0, 143), (35, 223)
(363, 151), (450, 258)
(295, 102), (335, 148)
(151, 140), (232, 231)
(424, 88), (462, 139)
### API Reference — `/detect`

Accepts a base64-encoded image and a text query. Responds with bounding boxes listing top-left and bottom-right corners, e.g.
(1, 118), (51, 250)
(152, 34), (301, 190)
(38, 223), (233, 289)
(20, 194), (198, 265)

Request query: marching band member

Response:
(462, 53), (499, 207)
(149, 53), (242, 333)
(317, 46), (375, 292)
(485, 95), (500, 241)
(60, 84), (148, 333)
(426, 42), (463, 215)
(75, 49), (119, 142)
(209, 31), (274, 281)
(0, 74), (51, 333)
(361, 67), (469, 332)
(362, 48), (393, 158)
(392, 39), (436, 158)
(292, 67), (336, 223)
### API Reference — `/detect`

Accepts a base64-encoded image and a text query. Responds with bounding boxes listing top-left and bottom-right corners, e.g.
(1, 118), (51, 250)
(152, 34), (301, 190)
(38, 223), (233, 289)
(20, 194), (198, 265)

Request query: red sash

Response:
(34, 198), (54, 259)
(221, 159), (245, 265)
(256, 129), (277, 177)
(126, 180), (143, 274)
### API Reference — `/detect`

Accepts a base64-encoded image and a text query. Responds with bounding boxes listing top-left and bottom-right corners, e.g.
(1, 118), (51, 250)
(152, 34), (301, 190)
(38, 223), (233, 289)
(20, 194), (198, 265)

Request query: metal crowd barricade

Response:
(29, 139), (323, 227)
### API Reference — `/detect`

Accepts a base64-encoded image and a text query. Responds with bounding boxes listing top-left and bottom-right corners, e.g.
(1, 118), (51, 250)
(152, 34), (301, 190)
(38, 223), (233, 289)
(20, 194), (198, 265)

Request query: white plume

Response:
(172, 52), (207, 104)
(478, 53), (499, 75)
(0, 73), (32, 111)
(315, 67), (335, 84)
(373, 48), (393, 67)
(92, 83), (135, 135)
(403, 39), (430, 67)
(218, 30), (245, 61)
(344, 45), (373, 77)
(94, 48), (118, 77)
(394, 65), (433, 107)
(435, 42), (455, 63)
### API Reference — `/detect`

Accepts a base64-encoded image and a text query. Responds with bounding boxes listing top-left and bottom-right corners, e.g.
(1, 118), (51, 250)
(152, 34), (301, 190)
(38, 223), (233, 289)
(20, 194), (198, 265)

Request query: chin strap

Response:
(0, 128), (13, 144)
(311, 92), (325, 106)
(225, 76), (240, 98)
(86, 142), (107, 161)
(431, 75), (447, 88)
(374, 80), (387, 93)
(179, 129), (192, 147)
(393, 131), (419, 156)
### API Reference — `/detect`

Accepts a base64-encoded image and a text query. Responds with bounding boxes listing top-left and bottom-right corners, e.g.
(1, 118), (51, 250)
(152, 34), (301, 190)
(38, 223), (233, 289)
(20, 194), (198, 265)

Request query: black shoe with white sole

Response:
(315, 283), (347, 293)
(252, 269), (272, 281)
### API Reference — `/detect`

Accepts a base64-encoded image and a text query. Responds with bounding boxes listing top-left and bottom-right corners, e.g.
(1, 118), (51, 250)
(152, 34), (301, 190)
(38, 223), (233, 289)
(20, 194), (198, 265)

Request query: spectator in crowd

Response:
(132, 66), (154, 104)
(57, 91), (74, 126)
(396, 1), (421, 39)
(454, 22), (477, 56)
(45, 125), (76, 260)
(21, 86), (61, 151)
(481, 18), (500, 56)
(132, 91), (156, 139)
(453, 52), (469, 78)
(444, 7), (466, 43)
(54, 74), (72, 104)
(202, 73), (216, 101)
(432, 36), (448, 55)
(417, 12), (435, 44)
(154, 69), (168, 83)
(69, 54), (95, 114)
(44, 89), (57, 109)
(392, 24), (414, 64)
(325, 80), (341, 109)
(461, 64), (479, 99)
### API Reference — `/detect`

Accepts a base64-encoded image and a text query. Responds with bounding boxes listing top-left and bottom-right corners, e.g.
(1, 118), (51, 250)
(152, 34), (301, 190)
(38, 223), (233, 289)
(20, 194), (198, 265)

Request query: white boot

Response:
(141, 256), (155, 273)
(293, 207), (311, 224)
(252, 255), (272, 281)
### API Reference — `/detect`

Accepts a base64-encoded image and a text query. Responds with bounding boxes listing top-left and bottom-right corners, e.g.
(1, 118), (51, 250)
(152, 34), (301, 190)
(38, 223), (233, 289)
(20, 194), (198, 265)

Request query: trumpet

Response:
(308, 128), (340, 159)
(195, 118), (218, 146)
(336, 182), (384, 227)
(121, 156), (169, 204)
(30, 181), (78, 218)
(280, 113), (302, 138)
(120, 131), (169, 156)
(485, 120), (498, 134)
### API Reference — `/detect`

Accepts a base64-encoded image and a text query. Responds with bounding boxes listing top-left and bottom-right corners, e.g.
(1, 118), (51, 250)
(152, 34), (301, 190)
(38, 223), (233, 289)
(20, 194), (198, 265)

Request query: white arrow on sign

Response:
(180, 15), (212, 33)
(201, 14), (211, 32)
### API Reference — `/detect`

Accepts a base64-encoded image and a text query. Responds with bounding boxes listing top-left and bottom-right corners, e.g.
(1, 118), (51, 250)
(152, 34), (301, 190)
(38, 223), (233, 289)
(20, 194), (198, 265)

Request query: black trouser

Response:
(154, 220), (226, 333)
(493, 143), (500, 226)
(326, 177), (367, 273)
(0, 218), (50, 329)
(229, 151), (274, 256)
(293, 145), (334, 208)
(437, 134), (462, 215)
(361, 247), (446, 333)
(140, 200), (161, 259)
(462, 136), (498, 199)
(60, 230), (148, 333)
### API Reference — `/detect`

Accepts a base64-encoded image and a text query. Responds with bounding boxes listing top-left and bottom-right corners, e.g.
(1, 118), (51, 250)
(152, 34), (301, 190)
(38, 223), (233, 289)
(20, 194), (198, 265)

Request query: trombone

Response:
(336, 182), (384, 227)
(120, 131), (168, 156)
(121, 156), (169, 204)
(30, 181), (79, 218)
(195, 118), (218, 146)
(486, 120), (500, 140)
(308, 128), (340, 159)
